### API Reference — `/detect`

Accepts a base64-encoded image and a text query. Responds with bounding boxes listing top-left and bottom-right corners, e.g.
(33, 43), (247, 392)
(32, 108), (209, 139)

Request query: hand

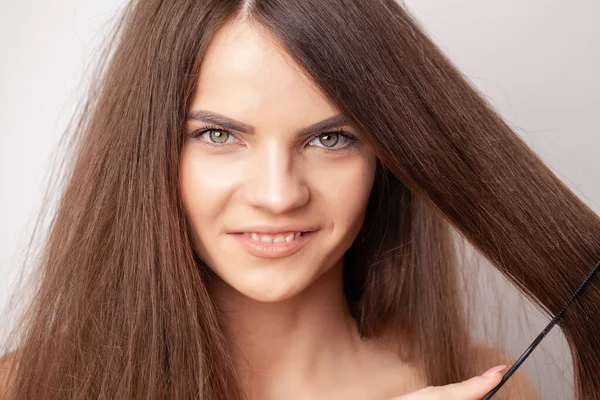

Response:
(389, 365), (506, 400)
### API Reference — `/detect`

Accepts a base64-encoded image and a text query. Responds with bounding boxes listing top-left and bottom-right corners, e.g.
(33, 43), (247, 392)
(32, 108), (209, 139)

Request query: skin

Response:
(0, 14), (539, 400)
(179, 16), (540, 400)
(179, 16), (419, 400)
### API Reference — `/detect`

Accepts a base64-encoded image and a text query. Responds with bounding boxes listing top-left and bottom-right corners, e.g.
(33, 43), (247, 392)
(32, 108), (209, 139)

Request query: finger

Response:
(396, 365), (506, 400)
(440, 366), (505, 400)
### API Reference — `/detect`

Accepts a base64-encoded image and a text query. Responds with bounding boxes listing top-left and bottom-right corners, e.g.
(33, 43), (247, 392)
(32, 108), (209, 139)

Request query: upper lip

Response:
(231, 225), (319, 235)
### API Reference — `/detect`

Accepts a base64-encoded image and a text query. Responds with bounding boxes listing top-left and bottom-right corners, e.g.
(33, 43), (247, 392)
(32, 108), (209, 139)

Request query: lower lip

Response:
(229, 231), (317, 259)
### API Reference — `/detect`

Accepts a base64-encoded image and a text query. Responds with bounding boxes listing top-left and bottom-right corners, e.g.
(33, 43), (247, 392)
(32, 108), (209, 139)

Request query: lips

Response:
(229, 230), (317, 259)
(232, 225), (319, 235)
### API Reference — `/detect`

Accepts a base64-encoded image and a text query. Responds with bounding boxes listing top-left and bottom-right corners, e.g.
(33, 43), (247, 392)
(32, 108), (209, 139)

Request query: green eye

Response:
(208, 129), (230, 144)
(308, 130), (357, 150)
(317, 133), (339, 148)
(188, 125), (239, 147)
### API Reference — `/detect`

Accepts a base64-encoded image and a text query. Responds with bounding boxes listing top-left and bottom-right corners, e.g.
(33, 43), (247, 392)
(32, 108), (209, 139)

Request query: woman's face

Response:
(180, 18), (377, 302)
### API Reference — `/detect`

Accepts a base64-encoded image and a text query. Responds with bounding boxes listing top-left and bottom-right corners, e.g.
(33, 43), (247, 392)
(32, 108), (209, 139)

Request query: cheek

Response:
(181, 150), (239, 199)
(313, 156), (376, 226)
(179, 147), (241, 245)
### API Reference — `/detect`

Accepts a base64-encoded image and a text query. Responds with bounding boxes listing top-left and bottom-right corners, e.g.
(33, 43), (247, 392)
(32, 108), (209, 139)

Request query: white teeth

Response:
(260, 235), (272, 243)
(243, 231), (303, 243)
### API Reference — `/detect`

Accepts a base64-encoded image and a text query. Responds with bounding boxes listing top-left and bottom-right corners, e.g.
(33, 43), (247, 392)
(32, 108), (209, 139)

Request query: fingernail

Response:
(481, 365), (507, 377)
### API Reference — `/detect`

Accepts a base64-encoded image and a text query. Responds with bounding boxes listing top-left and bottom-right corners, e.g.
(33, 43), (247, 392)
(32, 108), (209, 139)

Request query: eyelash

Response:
(188, 124), (358, 152)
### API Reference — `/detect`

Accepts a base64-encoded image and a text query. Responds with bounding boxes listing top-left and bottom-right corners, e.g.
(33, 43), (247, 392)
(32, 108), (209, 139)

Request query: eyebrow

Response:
(186, 109), (349, 137)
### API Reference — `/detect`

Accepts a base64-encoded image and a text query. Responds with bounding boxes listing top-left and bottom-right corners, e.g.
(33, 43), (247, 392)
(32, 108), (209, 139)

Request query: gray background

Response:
(1, 1), (598, 398)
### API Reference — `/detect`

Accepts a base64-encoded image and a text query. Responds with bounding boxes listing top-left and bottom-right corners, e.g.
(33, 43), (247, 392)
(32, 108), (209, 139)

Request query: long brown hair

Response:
(2, 0), (599, 398)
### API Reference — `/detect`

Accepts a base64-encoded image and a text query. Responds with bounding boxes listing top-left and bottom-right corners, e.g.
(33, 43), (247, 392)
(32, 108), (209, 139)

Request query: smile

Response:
(229, 231), (316, 259)
(243, 231), (302, 243)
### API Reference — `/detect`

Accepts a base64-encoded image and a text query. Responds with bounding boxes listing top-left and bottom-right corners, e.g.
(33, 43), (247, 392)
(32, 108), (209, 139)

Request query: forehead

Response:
(190, 18), (339, 126)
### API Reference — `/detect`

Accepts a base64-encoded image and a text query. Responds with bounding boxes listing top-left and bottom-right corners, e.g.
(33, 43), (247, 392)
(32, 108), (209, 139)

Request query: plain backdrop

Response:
(1, 1), (598, 399)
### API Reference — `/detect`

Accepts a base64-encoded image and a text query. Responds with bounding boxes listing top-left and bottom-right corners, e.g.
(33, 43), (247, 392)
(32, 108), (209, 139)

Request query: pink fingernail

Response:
(482, 365), (507, 377)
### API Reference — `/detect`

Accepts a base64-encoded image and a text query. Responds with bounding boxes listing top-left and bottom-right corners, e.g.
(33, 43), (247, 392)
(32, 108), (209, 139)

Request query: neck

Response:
(207, 259), (366, 396)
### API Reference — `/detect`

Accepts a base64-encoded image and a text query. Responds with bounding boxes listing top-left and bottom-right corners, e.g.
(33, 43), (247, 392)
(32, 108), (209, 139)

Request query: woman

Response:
(1, 0), (598, 399)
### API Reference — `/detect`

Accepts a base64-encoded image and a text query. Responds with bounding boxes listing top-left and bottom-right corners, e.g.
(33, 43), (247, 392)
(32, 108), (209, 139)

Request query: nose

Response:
(244, 142), (309, 214)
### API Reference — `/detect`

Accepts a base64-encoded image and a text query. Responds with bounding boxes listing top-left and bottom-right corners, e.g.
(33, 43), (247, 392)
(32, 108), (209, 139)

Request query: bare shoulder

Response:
(0, 351), (19, 399)
(470, 342), (540, 400)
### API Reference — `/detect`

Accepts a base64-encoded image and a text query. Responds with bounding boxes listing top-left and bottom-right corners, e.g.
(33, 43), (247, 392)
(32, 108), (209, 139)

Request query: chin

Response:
(237, 272), (310, 303)
(215, 261), (323, 304)
(242, 286), (302, 303)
